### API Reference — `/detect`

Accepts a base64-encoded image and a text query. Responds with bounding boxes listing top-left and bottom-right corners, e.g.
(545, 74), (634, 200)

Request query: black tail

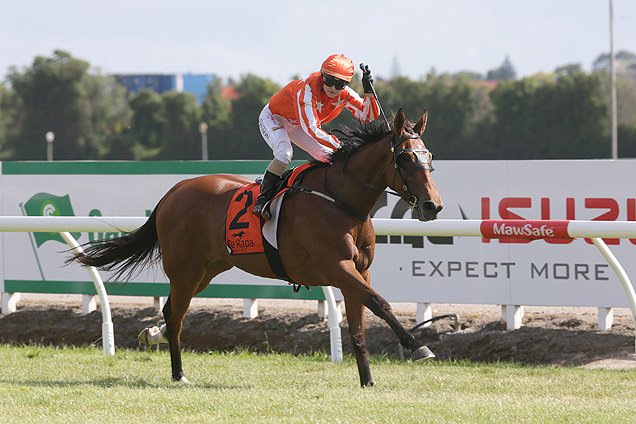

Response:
(67, 207), (161, 282)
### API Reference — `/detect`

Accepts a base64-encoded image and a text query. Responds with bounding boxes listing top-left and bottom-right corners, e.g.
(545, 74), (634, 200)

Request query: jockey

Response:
(253, 53), (380, 219)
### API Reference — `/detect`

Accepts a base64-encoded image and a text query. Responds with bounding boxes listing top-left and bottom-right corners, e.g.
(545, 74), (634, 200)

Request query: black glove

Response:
(361, 64), (374, 94)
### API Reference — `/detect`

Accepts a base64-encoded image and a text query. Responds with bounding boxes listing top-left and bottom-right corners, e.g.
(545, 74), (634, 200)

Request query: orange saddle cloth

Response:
(225, 183), (264, 255)
(225, 163), (312, 255)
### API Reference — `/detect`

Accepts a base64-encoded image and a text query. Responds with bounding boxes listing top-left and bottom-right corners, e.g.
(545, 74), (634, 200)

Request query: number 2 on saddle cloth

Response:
(225, 184), (264, 254)
(224, 163), (312, 281)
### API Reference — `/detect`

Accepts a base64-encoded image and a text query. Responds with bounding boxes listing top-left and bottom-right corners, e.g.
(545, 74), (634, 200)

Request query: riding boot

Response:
(253, 171), (280, 220)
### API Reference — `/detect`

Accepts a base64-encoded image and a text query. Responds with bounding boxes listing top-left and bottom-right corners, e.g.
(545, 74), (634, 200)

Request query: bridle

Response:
(342, 133), (434, 207)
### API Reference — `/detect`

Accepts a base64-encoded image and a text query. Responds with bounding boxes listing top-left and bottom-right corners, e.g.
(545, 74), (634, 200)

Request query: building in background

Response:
(113, 73), (216, 104)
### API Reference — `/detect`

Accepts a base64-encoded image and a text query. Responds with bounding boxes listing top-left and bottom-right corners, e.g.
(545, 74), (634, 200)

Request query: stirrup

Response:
(253, 201), (272, 220)
(253, 197), (272, 220)
(261, 203), (272, 220)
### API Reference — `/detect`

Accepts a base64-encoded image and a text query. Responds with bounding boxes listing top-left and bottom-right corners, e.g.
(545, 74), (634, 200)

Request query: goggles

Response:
(322, 73), (349, 90)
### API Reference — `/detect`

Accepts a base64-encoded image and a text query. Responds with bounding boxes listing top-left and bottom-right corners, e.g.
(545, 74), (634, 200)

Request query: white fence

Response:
(374, 218), (636, 335)
(1, 216), (635, 357)
(0, 216), (343, 361)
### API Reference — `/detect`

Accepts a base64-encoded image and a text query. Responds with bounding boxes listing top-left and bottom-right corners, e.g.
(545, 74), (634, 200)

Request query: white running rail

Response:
(372, 218), (636, 353)
(0, 216), (342, 360)
(1, 217), (636, 356)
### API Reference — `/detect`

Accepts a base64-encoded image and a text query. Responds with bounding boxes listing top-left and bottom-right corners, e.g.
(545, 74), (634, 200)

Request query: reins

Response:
(293, 185), (369, 222)
(341, 133), (434, 207)
(301, 130), (434, 221)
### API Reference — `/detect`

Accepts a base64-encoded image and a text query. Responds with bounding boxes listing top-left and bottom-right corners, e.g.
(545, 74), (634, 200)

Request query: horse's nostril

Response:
(420, 201), (442, 219)
(421, 201), (437, 213)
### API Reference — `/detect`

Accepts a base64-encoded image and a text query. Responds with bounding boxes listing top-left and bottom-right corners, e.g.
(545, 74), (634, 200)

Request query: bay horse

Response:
(70, 108), (443, 387)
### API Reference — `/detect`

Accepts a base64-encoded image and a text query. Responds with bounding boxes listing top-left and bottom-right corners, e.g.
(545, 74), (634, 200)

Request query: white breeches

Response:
(258, 104), (334, 165)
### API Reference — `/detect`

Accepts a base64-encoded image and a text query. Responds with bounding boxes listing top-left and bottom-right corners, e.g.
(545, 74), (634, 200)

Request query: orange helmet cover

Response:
(320, 54), (354, 82)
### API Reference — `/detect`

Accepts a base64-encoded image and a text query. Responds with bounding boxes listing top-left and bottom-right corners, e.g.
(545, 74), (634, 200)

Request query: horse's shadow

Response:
(0, 377), (251, 390)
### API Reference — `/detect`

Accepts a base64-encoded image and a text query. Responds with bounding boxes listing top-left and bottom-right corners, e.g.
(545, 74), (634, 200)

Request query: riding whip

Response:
(360, 63), (391, 131)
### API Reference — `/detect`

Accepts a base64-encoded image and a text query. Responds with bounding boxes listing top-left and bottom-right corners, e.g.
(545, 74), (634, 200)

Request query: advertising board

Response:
(2, 159), (636, 308)
(369, 159), (636, 308)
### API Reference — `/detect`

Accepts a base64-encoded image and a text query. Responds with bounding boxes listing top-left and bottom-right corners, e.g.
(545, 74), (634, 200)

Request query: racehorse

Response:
(70, 108), (443, 387)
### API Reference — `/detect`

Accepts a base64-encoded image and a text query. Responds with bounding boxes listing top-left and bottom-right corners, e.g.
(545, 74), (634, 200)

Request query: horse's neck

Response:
(327, 142), (390, 217)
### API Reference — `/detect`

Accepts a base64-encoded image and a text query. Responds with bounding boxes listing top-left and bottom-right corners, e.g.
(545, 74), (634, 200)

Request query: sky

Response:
(1, 0), (635, 86)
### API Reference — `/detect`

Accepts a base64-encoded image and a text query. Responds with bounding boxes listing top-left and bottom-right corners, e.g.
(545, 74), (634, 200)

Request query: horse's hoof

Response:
(138, 325), (166, 346)
(176, 376), (190, 384)
(411, 345), (436, 361)
(138, 327), (150, 345)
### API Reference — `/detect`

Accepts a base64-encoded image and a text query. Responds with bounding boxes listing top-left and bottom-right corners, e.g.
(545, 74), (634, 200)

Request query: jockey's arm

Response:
(345, 89), (380, 123)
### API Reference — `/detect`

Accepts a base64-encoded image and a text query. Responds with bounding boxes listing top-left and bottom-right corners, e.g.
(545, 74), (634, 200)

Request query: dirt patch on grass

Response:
(1, 298), (634, 369)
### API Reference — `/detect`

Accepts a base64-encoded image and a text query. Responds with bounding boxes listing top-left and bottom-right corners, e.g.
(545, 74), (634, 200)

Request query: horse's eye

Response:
(396, 152), (415, 168)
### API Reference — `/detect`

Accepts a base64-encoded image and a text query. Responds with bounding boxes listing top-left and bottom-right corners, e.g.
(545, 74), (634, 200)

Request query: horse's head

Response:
(385, 108), (443, 221)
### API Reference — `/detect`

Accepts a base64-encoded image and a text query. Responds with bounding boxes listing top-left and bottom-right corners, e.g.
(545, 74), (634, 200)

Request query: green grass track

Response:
(1, 345), (635, 423)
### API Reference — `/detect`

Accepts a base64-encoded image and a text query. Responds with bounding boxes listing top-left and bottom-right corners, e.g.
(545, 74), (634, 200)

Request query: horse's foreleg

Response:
(337, 264), (434, 362)
(361, 287), (435, 361)
(343, 296), (374, 387)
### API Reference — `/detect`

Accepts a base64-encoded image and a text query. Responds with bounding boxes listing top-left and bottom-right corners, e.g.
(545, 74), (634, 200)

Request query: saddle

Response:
(259, 163), (313, 207)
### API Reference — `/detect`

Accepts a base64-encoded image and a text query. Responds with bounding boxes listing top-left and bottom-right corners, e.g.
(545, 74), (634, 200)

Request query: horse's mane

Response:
(310, 119), (394, 167)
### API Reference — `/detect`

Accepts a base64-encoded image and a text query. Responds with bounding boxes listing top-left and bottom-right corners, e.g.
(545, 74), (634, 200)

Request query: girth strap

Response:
(263, 237), (290, 281)
(263, 231), (310, 292)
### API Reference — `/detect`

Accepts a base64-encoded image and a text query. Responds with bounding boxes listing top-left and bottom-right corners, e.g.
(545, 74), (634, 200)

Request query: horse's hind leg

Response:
(162, 291), (190, 382)
(163, 261), (232, 382)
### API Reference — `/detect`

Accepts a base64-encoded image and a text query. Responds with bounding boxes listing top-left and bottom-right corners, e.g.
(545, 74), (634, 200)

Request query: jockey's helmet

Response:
(321, 54), (354, 82)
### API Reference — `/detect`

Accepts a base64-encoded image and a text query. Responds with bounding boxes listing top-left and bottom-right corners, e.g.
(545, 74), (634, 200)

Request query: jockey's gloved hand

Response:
(361, 65), (374, 94)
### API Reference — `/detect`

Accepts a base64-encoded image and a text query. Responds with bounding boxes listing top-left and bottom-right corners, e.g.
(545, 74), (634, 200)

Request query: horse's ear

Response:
(393, 108), (406, 135)
(414, 109), (428, 136)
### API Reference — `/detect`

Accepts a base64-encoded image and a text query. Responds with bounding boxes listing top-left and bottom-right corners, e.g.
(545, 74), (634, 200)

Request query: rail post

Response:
(59, 231), (115, 356)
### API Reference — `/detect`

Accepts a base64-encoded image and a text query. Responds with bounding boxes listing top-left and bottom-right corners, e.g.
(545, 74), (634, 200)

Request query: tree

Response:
(420, 74), (494, 159)
(2, 48), (630, 162)
(554, 63), (582, 75)
(82, 74), (132, 158)
(7, 50), (92, 159)
(593, 50), (636, 73)
(390, 56), (402, 79)
(158, 91), (201, 160)
(5, 50), (131, 160)
(490, 72), (609, 159)
(364, 74), (493, 159)
(201, 78), (232, 159)
(221, 74), (280, 159)
(616, 76), (636, 125)
(324, 73), (493, 159)
(0, 83), (18, 159)
(127, 89), (165, 159)
(595, 69), (636, 128)
(618, 123), (636, 158)
(486, 56), (517, 81)
(451, 71), (484, 81)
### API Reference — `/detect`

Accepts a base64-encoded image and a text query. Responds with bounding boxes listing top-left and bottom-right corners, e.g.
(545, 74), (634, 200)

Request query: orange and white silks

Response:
(268, 72), (380, 150)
